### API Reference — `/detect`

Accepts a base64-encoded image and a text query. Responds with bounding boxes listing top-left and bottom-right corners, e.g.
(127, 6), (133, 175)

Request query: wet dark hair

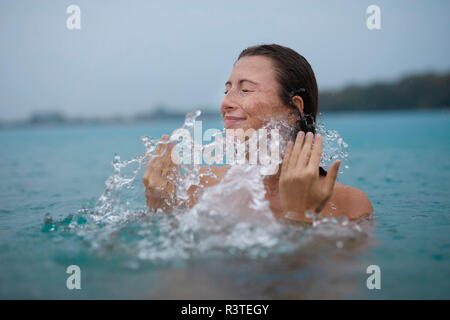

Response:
(237, 44), (326, 176)
(237, 44), (319, 135)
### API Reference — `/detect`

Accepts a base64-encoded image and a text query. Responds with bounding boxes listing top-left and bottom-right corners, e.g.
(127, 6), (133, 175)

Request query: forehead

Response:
(229, 56), (277, 85)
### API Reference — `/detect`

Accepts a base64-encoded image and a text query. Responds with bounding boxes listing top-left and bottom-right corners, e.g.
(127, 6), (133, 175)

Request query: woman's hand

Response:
(279, 131), (341, 222)
(142, 134), (178, 212)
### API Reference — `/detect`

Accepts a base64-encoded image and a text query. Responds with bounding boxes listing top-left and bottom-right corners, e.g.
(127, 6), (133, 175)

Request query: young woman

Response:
(143, 44), (373, 223)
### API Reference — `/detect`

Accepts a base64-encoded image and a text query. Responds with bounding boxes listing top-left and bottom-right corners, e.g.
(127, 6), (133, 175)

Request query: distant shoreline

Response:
(1, 108), (448, 130)
(1, 71), (449, 129)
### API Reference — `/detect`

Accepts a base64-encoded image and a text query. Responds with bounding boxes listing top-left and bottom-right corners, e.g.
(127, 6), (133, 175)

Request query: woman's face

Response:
(221, 55), (296, 131)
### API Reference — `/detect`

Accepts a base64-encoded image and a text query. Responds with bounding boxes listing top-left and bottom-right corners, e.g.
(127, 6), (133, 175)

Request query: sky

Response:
(0, 0), (449, 121)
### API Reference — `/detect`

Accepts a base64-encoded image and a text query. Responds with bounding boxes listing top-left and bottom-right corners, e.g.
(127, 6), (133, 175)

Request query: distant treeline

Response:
(1, 71), (449, 128)
(319, 72), (450, 111)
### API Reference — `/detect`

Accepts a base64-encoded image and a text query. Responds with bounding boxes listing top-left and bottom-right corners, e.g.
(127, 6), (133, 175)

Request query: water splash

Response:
(42, 108), (369, 265)
(315, 115), (350, 171)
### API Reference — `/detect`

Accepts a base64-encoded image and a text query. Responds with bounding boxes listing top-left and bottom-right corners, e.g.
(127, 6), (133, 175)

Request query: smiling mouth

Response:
(225, 116), (246, 127)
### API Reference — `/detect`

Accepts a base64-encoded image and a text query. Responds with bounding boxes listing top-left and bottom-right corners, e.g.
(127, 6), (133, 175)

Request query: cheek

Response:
(248, 97), (283, 124)
(241, 100), (267, 128)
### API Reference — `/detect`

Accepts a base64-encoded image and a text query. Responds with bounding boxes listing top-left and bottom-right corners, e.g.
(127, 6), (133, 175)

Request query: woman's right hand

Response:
(142, 134), (178, 211)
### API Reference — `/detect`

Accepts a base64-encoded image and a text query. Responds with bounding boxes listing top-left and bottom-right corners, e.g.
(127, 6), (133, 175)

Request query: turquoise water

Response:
(0, 110), (449, 299)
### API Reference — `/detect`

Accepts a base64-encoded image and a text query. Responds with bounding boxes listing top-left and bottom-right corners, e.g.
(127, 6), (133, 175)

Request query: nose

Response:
(221, 92), (240, 116)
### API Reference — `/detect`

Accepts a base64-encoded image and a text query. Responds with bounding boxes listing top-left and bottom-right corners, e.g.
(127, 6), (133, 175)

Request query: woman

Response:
(143, 44), (373, 222)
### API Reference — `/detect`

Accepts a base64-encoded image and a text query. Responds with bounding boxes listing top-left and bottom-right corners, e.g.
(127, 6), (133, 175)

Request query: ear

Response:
(291, 96), (304, 115)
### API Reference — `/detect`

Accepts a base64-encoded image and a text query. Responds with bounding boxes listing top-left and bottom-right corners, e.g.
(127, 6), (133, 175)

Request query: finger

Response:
(156, 138), (178, 175)
(281, 140), (294, 176)
(146, 160), (163, 180)
(297, 131), (314, 167)
(150, 142), (169, 173)
(309, 133), (323, 169)
(142, 174), (148, 187)
(154, 134), (169, 155)
(325, 160), (341, 194)
(162, 162), (177, 177)
(289, 131), (305, 168)
(162, 141), (175, 159)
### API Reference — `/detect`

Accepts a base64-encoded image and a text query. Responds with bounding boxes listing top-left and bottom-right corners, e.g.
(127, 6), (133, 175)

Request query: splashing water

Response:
(315, 116), (350, 171)
(42, 109), (369, 265)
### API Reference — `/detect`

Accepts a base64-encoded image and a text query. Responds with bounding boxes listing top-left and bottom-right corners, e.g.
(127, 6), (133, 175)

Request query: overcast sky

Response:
(0, 0), (449, 120)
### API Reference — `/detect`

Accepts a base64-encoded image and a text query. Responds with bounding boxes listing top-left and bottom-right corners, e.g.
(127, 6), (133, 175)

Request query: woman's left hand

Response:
(279, 131), (341, 222)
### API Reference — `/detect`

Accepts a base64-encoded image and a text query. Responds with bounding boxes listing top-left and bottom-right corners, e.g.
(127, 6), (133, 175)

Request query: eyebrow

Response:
(225, 79), (259, 86)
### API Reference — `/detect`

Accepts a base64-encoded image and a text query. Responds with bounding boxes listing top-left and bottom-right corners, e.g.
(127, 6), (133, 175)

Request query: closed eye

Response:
(223, 89), (253, 94)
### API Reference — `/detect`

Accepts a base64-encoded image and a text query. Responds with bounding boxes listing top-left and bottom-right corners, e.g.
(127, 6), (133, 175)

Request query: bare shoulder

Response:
(326, 182), (373, 219)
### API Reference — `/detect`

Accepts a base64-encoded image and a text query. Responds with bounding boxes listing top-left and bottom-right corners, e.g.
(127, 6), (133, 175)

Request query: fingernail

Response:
(306, 132), (313, 138)
(297, 131), (305, 138)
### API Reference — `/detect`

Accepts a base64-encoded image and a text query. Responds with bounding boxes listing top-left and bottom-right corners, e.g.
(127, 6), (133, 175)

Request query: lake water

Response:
(0, 109), (449, 299)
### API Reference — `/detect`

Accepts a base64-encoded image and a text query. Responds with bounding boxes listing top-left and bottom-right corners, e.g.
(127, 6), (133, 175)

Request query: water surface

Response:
(0, 109), (449, 299)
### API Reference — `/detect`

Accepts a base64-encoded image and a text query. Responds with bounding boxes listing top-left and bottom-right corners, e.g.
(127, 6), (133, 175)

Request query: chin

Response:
(224, 120), (247, 130)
